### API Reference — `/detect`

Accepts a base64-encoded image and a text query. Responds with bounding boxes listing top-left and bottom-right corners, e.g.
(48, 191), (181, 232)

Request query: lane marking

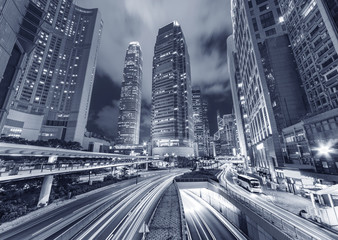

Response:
(31, 218), (64, 237)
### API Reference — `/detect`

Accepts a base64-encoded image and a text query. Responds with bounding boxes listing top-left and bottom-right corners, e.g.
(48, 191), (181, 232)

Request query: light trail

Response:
(180, 189), (242, 240)
(111, 174), (176, 240)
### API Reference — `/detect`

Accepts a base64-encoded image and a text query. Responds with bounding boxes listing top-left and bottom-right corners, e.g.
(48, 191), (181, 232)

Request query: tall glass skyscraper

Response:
(192, 88), (209, 157)
(151, 21), (194, 157)
(0, 0), (103, 145)
(116, 42), (143, 145)
(231, 0), (308, 180)
(0, 0), (42, 134)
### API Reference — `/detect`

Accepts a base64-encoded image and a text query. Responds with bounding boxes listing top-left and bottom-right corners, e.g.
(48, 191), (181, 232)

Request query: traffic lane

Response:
(79, 180), (158, 240)
(195, 204), (236, 240)
(181, 190), (236, 240)
(114, 176), (176, 240)
(47, 178), (156, 240)
(220, 170), (337, 240)
(4, 181), (147, 240)
(0, 172), (167, 240)
(185, 209), (208, 240)
(74, 173), (179, 240)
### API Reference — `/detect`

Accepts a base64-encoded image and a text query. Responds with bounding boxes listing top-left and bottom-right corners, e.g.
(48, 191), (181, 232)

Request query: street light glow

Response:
(315, 141), (336, 158)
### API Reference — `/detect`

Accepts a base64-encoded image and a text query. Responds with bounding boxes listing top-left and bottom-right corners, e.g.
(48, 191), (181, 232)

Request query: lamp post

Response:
(135, 164), (138, 185)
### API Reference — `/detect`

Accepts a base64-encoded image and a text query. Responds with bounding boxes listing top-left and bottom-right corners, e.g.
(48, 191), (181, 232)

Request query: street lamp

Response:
(135, 164), (138, 185)
(314, 141), (335, 158)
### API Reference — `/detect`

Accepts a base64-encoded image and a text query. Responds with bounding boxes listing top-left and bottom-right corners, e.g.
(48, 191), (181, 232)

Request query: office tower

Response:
(116, 42), (143, 145)
(0, 0), (42, 135)
(0, 0), (103, 145)
(278, 0), (338, 175)
(227, 35), (250, 163)
(202, 98), (211, 156)
(231, 0), (308, 180)
(192, 88), (209, 157)
(151, 21), (194, 157)
(213, 113), (237, 157)
(279, 0), (338, 112)
(317, 0), (338, 53)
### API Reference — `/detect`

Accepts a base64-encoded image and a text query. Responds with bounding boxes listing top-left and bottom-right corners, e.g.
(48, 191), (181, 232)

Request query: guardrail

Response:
(214, 178), (322, 240)
(174, 180), (187, 240)
(175, 178), (210, 182)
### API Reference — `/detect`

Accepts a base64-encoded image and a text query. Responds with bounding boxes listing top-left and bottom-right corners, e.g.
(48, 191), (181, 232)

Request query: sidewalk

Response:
(146, 183), (182, 240)
(247, 172), (312, 215)
(260, 186), (312, 215)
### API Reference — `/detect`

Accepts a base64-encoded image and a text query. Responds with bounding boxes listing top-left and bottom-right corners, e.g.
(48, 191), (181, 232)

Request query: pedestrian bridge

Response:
(0, 142), (150, 159)
(0, 142), (155, 206)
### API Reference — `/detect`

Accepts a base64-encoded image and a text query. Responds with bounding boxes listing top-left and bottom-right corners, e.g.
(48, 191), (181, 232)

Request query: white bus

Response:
(237, 174), (262, 193)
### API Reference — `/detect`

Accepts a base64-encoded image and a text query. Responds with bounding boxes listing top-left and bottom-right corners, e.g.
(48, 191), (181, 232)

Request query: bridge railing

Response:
(0, 158), (152, 177)
(211, 179), (317, 240)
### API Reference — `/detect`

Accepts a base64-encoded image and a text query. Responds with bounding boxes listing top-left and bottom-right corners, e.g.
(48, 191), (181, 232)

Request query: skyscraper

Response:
(192, 88), (209, 157)
(213, 113), (237, 157)
(0, 0), (43, 136)
(116, 42), (143, 145)
(151, 21), (194, 157)
(279, 0), (338, 112)
(227, 35), (250, 163)
(231, 0), (308, 180)
(278, 0), (338, 174)
(0, 0), (103, 145)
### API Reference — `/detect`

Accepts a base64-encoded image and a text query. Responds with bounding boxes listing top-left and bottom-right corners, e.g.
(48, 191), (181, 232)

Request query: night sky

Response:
(80, 0), (233, 142)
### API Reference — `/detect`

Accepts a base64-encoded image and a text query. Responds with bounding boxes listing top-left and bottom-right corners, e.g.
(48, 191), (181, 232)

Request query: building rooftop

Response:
(129, 41), (140, 46)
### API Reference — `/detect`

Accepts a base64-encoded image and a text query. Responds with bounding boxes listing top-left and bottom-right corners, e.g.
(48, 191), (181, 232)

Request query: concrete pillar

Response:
(37, 155), (57, 207)
(112, 166), (116, 176)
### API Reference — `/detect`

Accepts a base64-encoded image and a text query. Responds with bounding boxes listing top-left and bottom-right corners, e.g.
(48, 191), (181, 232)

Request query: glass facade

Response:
(0, 0), (103, 144)
(279, 0), (338, 112)
(151, 21), (194, 157)
(117, 42), (143, 145)
(192, 88), (210, 157)
(231, 0), (308, 180)
(213, 114), (238, 157)
(0, 0), (31, 134)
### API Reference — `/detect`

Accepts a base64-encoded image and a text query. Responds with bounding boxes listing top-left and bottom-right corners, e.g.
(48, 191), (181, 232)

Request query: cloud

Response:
(93, 100), (119, 138)
(140, 101), (152, 142)
(203, 80), (231, 96)
(78, 0), (232, 104)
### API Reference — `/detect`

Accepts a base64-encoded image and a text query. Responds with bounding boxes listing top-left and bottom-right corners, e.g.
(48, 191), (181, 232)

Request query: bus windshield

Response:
(250, 181), (260, 188)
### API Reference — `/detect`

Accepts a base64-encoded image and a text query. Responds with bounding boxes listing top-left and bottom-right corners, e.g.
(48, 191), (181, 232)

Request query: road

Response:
(74, 172), (177, 240)
(0, 169), (185, 240)
(180, 189), (244, 240)
(219, 167), (338, 240)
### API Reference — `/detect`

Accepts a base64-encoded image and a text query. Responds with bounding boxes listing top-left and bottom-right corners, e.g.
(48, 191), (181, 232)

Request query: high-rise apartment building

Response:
(116, 42), (143, 145)
(231, 0), (308, 180)
(0, 0), (103, 145)
(278, 0), (338, 175)
(192, 88), (209, 157)
(279, 0), (338, 112)
(0, 0), (42, 136)
(151, 21), (194, 157)
(213, 113), (238, 157)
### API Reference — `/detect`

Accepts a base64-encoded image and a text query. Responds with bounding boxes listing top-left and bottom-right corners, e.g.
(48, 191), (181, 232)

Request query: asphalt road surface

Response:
(0, 169), (185, 240)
